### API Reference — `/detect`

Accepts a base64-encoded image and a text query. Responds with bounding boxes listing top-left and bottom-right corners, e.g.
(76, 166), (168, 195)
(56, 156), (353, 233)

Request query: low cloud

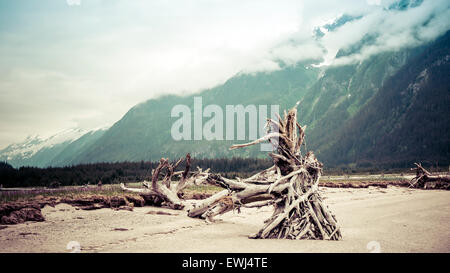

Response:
(317, 0), (450, 66)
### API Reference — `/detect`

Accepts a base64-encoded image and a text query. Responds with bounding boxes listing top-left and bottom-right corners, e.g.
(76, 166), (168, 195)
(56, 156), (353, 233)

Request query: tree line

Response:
(2, 157), (443, 188)
(0, 158), (273, 188)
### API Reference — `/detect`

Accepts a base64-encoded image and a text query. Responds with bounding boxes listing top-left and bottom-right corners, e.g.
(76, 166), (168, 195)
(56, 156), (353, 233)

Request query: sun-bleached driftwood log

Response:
(187, 102), (342, 240)
(120, 154), (209, 209)
(409, 163), (450, 189)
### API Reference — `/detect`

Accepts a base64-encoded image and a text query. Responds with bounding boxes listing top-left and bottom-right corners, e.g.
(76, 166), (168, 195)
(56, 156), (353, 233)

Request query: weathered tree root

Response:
(409, 163), (450, 190)
(120, 154), (209, 209)
(121, 103), (342, 240)
(186, 102), (342, 240)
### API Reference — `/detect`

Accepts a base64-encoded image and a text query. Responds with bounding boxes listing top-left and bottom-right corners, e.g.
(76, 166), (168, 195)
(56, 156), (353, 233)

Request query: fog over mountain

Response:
(1, 0), (449, 148)
(0, 0), (449, 168)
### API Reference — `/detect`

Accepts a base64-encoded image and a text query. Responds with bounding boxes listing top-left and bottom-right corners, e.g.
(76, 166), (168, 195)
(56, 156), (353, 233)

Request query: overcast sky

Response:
(0, 0), (449, 148)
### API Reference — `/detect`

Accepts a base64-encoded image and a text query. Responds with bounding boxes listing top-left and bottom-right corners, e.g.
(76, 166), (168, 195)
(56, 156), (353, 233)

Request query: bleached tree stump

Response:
(187, 103), (342, 240)
(409, 163), (450, 189)
(121, 103), (342, 240)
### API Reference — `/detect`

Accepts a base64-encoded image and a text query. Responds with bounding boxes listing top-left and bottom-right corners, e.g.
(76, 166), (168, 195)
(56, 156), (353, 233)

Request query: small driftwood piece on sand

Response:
(187, 103), (342, 240)
(409, 163), (450, 190)
(120, 154), (209, 209)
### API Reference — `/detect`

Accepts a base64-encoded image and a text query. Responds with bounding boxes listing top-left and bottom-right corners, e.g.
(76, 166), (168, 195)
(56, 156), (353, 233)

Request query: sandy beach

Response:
(1, 186), (449, 253)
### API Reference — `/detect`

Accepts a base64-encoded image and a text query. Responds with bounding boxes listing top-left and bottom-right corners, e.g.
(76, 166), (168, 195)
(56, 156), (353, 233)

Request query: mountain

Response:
(0, 128), (106, 168)
(0, 128), (86, 167)
(2, 12), (449, 169)
(48, 129), (107, 167)
(68, 32), (449, 168)
(316, 30), (450, 168)
(299, 49), (415, 148)
(70, 63), (321, 164)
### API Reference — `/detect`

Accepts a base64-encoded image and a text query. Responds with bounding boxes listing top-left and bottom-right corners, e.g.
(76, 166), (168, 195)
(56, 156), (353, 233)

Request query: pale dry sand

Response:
(0, 186), (449, 253)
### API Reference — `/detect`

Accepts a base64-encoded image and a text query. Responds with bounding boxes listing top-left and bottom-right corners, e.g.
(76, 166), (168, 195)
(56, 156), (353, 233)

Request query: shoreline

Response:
(1, 186), (449, 253)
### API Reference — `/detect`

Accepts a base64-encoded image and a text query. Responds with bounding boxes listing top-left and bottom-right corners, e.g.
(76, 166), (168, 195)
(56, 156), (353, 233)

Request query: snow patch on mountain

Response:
(0, 128), (87, 161)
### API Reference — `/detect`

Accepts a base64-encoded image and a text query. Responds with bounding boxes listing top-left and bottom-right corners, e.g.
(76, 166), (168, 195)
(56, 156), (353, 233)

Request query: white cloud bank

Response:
(0, 0), (449, 148)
